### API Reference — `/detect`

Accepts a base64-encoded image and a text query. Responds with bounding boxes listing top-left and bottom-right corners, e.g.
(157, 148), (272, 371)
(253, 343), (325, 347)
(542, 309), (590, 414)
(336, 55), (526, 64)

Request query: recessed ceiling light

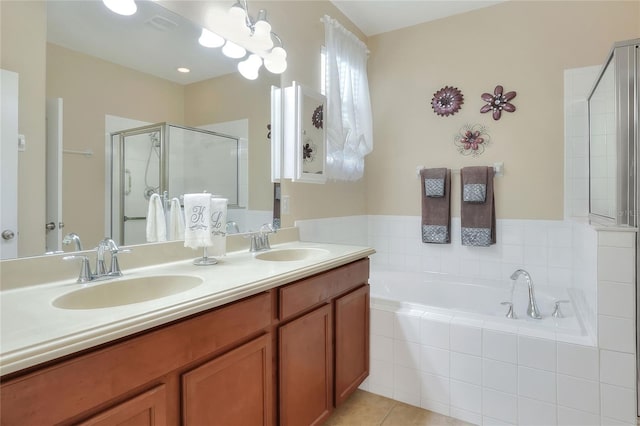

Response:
(177, 67), (190, 73)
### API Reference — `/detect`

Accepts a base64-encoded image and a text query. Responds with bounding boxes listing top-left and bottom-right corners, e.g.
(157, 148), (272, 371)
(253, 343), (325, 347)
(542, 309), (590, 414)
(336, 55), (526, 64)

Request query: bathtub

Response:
(369, 269), (593, 346)
(363, 269), (596, 424)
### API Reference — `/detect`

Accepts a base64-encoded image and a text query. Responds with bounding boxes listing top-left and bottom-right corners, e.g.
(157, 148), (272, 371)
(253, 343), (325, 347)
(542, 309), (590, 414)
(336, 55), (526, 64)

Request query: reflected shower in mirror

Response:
(110, 122), (247, 246)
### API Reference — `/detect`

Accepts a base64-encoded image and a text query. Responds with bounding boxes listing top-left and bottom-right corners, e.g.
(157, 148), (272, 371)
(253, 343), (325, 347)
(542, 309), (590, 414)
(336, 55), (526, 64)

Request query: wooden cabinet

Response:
(0, 258), (370, 426)
(279, 304), (333, 426)
(182, 334), (272, 426)
(334, 285), (369, 406)
(0, 292), (272, 426)
(78, 385), (167, 426)
(278, 258), (370, 424)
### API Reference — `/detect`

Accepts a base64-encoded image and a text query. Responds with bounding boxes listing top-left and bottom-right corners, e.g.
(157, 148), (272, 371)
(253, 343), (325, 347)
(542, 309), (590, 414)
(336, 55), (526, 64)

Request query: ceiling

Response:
(330, 0), (506, 36)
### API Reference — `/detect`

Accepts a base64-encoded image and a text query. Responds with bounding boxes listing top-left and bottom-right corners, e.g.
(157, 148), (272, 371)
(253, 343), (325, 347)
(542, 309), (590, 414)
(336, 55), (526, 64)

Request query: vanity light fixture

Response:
(223, 0), (288, 79)
(102, 0), (137, 16)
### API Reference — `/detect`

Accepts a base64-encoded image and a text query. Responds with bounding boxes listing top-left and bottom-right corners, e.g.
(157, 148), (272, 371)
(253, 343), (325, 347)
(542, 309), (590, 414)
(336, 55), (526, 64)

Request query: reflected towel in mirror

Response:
(146, 193), (167, 242)
(168, 197), (184, 241)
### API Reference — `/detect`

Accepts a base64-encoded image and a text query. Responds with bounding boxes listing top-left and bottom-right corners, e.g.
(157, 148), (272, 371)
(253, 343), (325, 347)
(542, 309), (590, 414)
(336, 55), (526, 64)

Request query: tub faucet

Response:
(510, 269), (542, 319)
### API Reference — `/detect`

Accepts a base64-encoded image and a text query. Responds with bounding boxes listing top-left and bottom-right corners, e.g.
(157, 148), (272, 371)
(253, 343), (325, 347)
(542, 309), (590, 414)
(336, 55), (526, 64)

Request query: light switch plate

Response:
(17, 134), (26, 152)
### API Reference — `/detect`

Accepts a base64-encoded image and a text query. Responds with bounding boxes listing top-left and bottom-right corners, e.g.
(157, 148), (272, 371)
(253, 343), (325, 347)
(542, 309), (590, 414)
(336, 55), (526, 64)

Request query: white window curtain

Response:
(323, 15), (373, 181)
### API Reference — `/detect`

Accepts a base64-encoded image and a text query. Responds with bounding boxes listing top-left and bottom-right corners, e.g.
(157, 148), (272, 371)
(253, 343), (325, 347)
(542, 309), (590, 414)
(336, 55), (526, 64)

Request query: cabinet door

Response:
(78, 385), (167, 426)
(182, 334), (272, 426)
(279, 304), (333, 426)
(335, 285), (369, 406)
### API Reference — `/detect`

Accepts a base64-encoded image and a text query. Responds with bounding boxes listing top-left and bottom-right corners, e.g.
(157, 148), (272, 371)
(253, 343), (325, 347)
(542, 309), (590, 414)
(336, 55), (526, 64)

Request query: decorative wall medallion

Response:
(431, 86), (464, 117)
(302, 134), (316, 163)
(454, 124), (490, 157)
(312, 104), (323, 129)
(480, 85), (516, 120)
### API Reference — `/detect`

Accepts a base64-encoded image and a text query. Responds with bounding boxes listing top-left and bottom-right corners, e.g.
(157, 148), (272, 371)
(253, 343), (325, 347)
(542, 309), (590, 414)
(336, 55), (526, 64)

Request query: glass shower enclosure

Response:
(587, 38), (639, 415)
(110, 123), (241, 245)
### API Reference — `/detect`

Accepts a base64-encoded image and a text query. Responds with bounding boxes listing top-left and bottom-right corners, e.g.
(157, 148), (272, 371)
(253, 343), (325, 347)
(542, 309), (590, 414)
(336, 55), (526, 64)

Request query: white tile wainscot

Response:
(596, 229), (637, 425)
(296, 215), (637, 425)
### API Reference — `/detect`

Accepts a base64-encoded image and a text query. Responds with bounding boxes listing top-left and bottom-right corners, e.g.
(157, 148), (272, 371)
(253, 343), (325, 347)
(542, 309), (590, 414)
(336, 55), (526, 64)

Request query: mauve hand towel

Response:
(460, 166), (496, 246)
(420, 168), (451, 244)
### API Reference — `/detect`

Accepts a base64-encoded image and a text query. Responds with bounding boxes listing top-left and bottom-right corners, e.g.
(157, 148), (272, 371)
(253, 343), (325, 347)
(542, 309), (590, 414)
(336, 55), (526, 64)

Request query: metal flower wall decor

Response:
(480, 85), (516, 120)
(454, 124), (491, 157)
(312, 104), (323, 129)
(431, 86), (464, 117)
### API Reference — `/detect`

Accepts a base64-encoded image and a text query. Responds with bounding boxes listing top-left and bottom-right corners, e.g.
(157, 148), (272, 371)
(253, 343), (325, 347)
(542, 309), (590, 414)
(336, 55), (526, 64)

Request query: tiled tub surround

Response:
(297, 215), (637, 425)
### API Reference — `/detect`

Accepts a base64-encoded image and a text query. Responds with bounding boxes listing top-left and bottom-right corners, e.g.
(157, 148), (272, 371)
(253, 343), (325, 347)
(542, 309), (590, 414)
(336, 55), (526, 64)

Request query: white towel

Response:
(168, 197), (185, 241)
(208, 198), (228, 257)
(146, 193), (167, 242)
(183, 193), (212, 249)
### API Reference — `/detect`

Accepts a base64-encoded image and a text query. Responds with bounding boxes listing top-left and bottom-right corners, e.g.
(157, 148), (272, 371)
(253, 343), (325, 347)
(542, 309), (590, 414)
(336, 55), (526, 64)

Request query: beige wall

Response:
(47, 43), (185, 251)
(184, 72), (277, 211)
(366, 0), (639, 220)
(0, 1), (47, 257)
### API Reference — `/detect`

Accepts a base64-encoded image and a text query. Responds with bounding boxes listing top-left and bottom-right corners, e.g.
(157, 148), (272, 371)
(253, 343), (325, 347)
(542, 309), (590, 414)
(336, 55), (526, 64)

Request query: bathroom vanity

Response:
(0, 236), (372, 425)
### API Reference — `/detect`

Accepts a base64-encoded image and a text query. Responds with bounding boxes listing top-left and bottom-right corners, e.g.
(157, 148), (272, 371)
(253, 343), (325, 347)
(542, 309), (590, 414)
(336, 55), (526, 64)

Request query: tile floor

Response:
(324, 390), (474, 426)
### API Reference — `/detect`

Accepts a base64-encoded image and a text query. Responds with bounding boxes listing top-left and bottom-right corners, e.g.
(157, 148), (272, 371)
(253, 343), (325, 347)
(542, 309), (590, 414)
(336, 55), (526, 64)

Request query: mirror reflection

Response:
(1, 0), (278, 258)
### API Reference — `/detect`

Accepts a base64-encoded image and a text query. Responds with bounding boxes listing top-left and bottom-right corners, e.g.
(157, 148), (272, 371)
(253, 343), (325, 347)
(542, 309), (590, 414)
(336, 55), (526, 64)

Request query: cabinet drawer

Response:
(279, 259), (369, 321)
(0, 292), (271, 425)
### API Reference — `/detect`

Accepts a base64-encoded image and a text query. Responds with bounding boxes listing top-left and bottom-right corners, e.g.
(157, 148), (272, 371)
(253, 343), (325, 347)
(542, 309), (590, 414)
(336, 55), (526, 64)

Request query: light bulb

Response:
(228, 2), (250, 38)
(238, 54), (262, 80)
(228, 2), (247, 23)
(264, 47), (287, 74)
(198, 28), (224, 48)
(252, 22), (274, 51)
(103, 0), (137, 16)
(222, 40), (247, 59)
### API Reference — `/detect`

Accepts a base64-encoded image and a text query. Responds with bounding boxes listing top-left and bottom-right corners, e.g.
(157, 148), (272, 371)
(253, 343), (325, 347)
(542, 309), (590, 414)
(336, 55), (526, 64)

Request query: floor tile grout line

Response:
(378, 400), (399, 425)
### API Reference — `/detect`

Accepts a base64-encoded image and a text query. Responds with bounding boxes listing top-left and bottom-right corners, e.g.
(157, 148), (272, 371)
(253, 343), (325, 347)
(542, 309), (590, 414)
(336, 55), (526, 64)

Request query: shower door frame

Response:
(111, 123), (167, 245)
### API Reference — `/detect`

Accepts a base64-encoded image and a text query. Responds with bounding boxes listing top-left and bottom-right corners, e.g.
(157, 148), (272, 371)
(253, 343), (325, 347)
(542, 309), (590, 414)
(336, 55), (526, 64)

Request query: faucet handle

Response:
(109, 248), (131, 276)
(63, 255), (92, 283)
(500, 301), (517, 319)
(552, 300), (570, 318)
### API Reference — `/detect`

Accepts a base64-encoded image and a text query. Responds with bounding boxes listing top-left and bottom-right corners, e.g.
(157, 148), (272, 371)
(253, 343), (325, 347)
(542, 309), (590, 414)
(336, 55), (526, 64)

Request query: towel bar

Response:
(416, 162), (503, 178)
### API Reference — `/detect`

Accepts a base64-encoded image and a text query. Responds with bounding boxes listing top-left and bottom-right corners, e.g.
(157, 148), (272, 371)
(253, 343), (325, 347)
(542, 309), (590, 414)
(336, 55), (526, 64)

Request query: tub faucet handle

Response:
(552, 300), (570, 318)
(500, 301), (517, 319)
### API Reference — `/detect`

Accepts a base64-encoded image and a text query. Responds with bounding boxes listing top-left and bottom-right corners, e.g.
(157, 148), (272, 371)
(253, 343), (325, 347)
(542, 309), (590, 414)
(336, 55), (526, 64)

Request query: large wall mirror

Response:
(2, 0), (279, 258)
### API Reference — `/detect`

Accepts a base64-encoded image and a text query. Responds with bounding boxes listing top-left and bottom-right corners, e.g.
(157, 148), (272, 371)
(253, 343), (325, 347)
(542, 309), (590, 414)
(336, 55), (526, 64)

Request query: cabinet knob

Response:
(45, 222), (56, 231)
(1, 230), (15, 240)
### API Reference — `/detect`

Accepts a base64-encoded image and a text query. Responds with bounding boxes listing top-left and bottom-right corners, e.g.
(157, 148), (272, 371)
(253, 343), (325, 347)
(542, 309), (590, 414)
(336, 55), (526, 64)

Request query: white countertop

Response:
(0, 241), (374, 376)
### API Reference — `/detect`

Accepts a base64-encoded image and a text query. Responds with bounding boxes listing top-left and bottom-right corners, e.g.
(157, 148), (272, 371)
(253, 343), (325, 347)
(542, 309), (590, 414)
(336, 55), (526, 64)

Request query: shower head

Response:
(149, 132), (160, 147)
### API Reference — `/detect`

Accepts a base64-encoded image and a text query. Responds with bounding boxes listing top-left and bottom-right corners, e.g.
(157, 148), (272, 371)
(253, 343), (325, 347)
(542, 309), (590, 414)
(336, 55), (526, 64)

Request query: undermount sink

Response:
(254, 248), (330, 262)
(53, 275), (203, 310)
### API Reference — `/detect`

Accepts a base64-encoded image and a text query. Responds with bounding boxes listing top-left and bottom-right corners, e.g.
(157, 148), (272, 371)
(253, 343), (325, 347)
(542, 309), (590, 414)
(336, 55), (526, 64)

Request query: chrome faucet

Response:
(510, 269), (542, 319)
(62, 232), (83, 251)
(63, 238), (131, 283)
(248, 223), (276, 252)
